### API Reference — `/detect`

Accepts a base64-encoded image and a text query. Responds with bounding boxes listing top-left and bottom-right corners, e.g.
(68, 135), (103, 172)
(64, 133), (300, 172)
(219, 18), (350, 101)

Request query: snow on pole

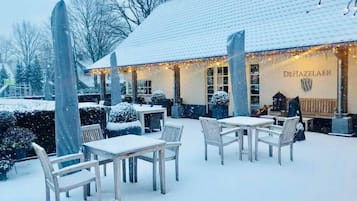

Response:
(111, 52), (121, 105)
(51, 0), (81, 166)
(227, 31), (249, 116)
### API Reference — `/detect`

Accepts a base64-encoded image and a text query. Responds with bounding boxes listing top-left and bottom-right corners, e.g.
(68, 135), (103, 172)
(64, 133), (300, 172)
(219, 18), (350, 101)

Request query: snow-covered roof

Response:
(88, 0), (357, 69)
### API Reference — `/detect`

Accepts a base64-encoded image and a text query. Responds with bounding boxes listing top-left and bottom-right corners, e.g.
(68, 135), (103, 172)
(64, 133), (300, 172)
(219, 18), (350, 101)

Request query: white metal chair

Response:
(136, 122), (184, 190)
(32, 142), (101, 201)
(255, 116), (300, 165)
(199, 117), (242, 165)
(81, 124), (127, 181)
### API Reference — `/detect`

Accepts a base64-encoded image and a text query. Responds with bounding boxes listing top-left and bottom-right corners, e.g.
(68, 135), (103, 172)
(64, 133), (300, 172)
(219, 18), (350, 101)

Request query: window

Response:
(206, 66), (229, 104)
(127, 80), (152, 95)
(250, 64), (260, 111)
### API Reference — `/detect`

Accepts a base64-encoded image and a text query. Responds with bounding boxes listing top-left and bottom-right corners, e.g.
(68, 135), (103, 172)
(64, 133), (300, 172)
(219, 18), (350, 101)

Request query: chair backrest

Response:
(32, 142), (55, 185)
(161, 122), (184, 150)
(199, 117), (221, 143)
(280, 116), (300, 143)
(81, 124), (104, 143)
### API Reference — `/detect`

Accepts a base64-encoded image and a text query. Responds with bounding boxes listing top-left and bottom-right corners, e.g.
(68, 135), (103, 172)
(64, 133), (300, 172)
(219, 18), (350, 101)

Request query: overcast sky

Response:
(0, 0), (60, 38)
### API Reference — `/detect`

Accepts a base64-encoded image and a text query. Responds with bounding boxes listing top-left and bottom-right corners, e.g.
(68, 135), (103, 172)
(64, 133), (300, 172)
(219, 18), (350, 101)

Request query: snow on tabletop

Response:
(0, 98), (100, 112)
(84, 134), (165, 154)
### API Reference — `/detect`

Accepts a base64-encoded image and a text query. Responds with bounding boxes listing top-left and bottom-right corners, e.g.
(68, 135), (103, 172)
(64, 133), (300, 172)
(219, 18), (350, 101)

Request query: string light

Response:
(90, 42), (357, 75)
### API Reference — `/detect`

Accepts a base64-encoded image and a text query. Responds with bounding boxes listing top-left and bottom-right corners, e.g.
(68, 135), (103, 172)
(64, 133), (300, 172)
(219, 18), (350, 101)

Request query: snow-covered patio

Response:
(1, 117), (356, 201)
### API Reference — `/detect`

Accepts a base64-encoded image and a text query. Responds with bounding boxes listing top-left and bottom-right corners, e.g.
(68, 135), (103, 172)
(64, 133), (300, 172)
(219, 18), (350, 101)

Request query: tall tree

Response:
(0, 65), (9, 86)
(109, 0), (170, 33)
(12, 21), (42, 68)
(28, 58), (43, 95)
(0, 36), (14, 64)
(15, 62), (26, 84)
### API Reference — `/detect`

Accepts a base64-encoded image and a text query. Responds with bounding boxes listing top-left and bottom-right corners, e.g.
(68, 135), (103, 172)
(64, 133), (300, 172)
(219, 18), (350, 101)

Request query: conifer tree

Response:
(29, 58), (43, 95)
(0, 65), (8, 87)
(15, 62), (26, 84)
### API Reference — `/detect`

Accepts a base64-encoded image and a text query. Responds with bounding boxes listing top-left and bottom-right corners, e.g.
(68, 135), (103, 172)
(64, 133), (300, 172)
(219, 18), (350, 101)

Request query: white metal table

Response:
(218, 116), (274, 162)
(133, 104), (167, 134)
(83, 134), (166, 201)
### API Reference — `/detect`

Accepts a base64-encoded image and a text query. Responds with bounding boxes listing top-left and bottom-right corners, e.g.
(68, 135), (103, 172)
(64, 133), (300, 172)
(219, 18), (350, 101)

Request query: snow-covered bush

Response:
(2, 127), (36, 150)
(0, 111), (16, 132)
(210, 91), (229, 105)
(109, 102), (137, 123)
(151, 90), (166, 103)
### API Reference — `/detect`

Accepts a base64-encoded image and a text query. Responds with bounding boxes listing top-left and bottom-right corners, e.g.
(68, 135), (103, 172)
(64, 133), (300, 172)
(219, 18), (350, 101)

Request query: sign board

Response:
(4, 79), (15, 86)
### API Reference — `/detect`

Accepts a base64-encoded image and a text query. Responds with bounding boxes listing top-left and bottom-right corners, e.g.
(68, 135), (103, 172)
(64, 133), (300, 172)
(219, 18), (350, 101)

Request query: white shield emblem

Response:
(301, 78), (312, 92)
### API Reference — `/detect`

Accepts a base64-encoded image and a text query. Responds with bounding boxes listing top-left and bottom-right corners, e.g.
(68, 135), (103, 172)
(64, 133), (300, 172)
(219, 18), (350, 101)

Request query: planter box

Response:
(211, 105), (228, 119)
(106, 120), (142, 137)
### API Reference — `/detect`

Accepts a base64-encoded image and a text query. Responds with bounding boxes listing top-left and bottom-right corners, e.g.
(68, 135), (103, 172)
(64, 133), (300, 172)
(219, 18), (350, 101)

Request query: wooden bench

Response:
(287, 98), (336, 118)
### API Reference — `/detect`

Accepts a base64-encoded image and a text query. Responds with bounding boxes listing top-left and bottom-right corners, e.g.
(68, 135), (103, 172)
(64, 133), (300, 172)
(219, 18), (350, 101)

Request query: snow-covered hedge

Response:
(0, 111), (16, 132)
(210, 91), (229, 105)
(109, 102), (137, 123)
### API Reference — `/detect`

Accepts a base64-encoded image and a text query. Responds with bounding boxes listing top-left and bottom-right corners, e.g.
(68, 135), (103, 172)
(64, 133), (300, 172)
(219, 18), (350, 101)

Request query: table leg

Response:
(238, 130), (243, 160)
(248, 128), (253, 162)
(153, 151), (157, 191)
(159, 148), (166, 194)
(113, 158), (122, 201)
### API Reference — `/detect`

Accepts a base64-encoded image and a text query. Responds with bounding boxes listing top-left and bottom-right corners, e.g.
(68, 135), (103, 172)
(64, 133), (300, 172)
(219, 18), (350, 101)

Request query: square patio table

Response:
(218, 116), (274, 162)
(83, 134), (166, 201)
(133, 104), (167, 134)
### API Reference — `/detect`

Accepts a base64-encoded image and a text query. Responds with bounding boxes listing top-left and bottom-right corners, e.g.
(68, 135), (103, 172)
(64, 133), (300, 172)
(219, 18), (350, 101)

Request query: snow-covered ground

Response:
(1, 117), (356, 201)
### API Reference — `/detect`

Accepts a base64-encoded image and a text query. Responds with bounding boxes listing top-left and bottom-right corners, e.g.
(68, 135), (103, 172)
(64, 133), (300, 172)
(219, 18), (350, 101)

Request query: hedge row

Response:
(13, 107), (106, 156)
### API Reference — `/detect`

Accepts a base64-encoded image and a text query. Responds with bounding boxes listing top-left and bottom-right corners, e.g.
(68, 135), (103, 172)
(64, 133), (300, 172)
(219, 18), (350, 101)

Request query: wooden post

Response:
(100, 73), (106, 101)
(131, 69), (137, 103)
(173, 65), (180, 103)
(334, 47), (348, 114)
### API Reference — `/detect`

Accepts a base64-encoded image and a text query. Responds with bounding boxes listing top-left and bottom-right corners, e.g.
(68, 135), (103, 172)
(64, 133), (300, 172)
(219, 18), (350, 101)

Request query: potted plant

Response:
(151, 90), (166, 105)
(106, 102), (142, 137)
(210, 91), (229, 119)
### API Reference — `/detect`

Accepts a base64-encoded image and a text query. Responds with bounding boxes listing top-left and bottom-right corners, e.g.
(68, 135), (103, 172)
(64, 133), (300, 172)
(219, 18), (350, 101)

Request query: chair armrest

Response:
(269, 125), (283, 130)
(256, 127), (282, 136)
(52, 160), (99, 177)
(50, 153), (84, 164)
(220, 127), (242, 136)
(166, 142), (181, 148)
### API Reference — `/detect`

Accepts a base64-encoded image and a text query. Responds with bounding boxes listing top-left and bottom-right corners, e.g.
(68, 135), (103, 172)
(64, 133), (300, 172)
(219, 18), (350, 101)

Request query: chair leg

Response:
(55, 191), (60, 201)
(66, 191), (69, 197)
(103, 164), (107, 176)
(290, 143), (293, 161)
(204, 143), (207, 161)
(133, 157), (138, 182)
(95, 165), (102, 201)
(278, 147), (281, 165)
(45, 184), (50, 201)
(83, 186), (87, 200)
(220, 146), (224, 165)
(269, 145), (273, 157)
(175, 152), (179, 181)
